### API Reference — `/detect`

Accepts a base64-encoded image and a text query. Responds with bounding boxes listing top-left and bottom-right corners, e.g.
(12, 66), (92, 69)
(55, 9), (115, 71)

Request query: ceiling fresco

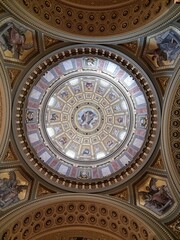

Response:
(0, 19), (38, 62)
(25, 56), (150, 181)
(13, 45), (160, 192)
(0, 170), (29, 209)
(0, 1), (179, 240)
(143, 27), (180, 70)
(1, 0), (179, 43)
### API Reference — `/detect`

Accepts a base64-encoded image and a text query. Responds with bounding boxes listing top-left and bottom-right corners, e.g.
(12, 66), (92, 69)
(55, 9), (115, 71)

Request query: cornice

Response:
(0, 61), (11, 161)
(0, 193), (175, 240)
(0, 0), (179, 43)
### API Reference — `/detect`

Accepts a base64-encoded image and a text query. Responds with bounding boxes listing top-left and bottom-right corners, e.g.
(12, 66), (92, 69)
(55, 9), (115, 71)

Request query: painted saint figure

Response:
(147, 29), (180, 67)
(0, 22), (33, 59)
(139, 177), (173, 214)
(79, 110), (97, 129)
(26, 110), (34, 122)
(50, 113), (58, 121)
(0, 171), (28, 208)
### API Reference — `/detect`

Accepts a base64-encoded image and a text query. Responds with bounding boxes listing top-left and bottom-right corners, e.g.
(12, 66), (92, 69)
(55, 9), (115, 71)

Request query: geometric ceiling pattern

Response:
(0, 1), (180, 240)
(2, 0), (179, 43)
(14, 46), (160, 191)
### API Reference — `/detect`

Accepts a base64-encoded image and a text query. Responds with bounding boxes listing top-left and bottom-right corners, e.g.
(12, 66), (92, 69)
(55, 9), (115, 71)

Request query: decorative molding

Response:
(151, 151), (165, 170)
(36, 231), (119, 240)
(166, 214), (180, 239)
(12, 45), (160, 192)
(110, 188), (129, 202)
(156, 76), (170, 95)
(37, 183), (56, 198)
(0, 5), (5, 13)
(3, 142), (18, 161)
(0, 62), (11, 160)
(170, 83), (180, 175)
(161, 65), (180, 196)
(0, 90), (2, 136)
(7, 68), (21, 89)
(43, 35), (63, 49)
(0, 194), (169, 240)
(121, 41), (138, 54)
(1, 0), (179, 43)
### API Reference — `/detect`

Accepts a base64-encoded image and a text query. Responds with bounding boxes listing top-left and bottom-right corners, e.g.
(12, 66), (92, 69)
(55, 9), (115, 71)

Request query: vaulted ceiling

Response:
(0, 1), (179, 240)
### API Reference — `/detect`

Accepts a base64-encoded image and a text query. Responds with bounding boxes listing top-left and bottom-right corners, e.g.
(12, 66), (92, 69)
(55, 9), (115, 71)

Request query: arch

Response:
(0, 61), (11, 160)
(0, 194), (173, 240)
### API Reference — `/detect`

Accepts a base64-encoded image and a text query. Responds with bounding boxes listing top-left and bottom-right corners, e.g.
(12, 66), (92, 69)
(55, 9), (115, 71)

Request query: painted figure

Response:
(114, 104), (121, 112)
(0, 171), (28, 208)
(106, 140), (114, 148)
(60, 90), (69, 99)
(78, 170), (90, 179)
(147, 29), (180, 67)
(50, 113), (58, 121)
(85, 57), (96, 67)
(108, 91), (116, 100)
(139, 178), (173, 214)
(73, 85), (81, 94)
(0, 22), (33, 59)
(59, 136), (67, 145)
(26, 110), (34, 122)
(82, 149), (90, 155)
(97, 86), (105, 95)
(117, 116), (124, 124)
(79, 110), (98, 129)
(85, 82), (93, 90)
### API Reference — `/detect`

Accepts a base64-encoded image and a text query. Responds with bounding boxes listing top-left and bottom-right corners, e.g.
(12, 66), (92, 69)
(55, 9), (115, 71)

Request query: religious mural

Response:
(0, 170), (29, 208)
(137, 176), (174, 216)
(77, 108), (98, 130)
(144, 28), (180, 69)
(0, 21), (36, 61)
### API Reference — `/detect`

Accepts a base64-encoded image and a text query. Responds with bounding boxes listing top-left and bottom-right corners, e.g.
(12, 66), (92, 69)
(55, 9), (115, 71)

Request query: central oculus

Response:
(72, 102), (103, 135)
(76, 107), (99, 130)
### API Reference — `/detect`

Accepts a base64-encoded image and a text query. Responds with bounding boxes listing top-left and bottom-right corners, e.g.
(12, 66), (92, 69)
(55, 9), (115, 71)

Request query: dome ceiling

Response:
(0, 2), (180, 239)
(1, 0), (178, 43)
(13, 45), (160, 192)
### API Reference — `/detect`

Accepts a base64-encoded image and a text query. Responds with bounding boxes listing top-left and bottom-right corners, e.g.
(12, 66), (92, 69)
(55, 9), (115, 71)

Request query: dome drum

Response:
(13, 45), (160, 192)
